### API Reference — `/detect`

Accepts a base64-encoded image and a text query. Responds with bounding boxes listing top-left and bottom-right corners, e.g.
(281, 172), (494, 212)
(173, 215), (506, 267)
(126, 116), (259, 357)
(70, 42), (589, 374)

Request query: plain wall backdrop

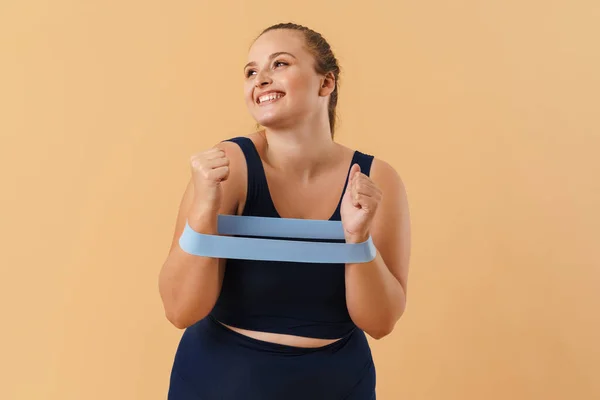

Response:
(1, 0), (599, 399)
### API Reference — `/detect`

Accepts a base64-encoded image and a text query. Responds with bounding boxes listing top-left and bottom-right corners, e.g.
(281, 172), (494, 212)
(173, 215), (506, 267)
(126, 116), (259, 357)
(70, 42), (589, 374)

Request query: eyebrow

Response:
(244, 52), (296, 71)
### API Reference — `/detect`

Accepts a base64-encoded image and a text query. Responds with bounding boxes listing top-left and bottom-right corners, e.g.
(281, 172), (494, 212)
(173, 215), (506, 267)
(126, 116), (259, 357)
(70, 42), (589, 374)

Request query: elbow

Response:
(164, 305), (208, 330)
(365, 286), (408, 340)
(159, 285), (214, 330)
(364, 306), (406, 340)
(366, 320), (396, 340)
(166, 312), (194, 330)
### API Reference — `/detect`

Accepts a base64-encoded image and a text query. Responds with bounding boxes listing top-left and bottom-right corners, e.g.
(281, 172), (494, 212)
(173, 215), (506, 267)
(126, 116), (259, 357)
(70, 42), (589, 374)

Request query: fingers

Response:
(208, 166), (230, 183)
(352, 195), (377, 212)
(351, 172), (381, 196)
(191, 148), (226, 163)
(205, 155), (230, 169)
(353, 177), (378, 195)
(205, 148), (226, 160)
(349, 170), (382, 211)
(190, 148), (231, 185)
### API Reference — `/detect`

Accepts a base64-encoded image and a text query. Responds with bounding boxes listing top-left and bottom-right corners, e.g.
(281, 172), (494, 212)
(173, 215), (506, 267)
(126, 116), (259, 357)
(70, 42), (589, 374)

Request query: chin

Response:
(253, 113), (289, 130)
(254, 110), (310, 131)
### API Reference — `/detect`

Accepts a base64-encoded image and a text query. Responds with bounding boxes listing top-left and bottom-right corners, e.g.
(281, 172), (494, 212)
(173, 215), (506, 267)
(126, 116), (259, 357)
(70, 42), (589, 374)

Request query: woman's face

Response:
(244, 29), (327, 130)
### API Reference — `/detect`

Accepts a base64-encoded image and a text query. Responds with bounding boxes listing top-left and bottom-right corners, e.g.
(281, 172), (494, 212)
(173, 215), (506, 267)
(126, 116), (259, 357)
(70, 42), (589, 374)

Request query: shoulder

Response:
(368, 155), (405, 193)
(216, 131), (264, 154)
(214, 132), (258, 163)
(367, 155), (409, 223)
(214, 135), (247, 153)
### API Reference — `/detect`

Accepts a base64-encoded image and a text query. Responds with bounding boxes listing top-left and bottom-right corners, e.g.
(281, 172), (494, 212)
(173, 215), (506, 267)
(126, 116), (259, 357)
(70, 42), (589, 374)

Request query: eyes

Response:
(245, 60), (288, 78)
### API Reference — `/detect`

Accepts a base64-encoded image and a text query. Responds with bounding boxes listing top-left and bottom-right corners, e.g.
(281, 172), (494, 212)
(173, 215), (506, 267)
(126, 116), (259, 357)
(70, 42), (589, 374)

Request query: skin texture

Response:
(159, 29), (411, 348)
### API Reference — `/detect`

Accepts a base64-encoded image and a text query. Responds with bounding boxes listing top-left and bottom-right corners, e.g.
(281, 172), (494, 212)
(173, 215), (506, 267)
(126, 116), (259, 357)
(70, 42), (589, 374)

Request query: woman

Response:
(159, 22), (411, 399)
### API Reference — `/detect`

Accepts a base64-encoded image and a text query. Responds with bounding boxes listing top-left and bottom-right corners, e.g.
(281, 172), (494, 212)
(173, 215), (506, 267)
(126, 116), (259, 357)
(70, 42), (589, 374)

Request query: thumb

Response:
(349, 163), (361, 181)
(345, 164), (361, 194)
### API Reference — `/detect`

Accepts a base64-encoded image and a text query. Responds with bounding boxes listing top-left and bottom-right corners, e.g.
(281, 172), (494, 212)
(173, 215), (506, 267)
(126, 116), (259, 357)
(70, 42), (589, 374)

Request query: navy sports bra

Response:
(209, 136), (375, 339)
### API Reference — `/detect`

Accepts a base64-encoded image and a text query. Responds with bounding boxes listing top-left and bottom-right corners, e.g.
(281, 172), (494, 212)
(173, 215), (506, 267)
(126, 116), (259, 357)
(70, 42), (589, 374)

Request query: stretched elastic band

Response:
(178, 215), (376, 263)
(216, 214), (346, 239)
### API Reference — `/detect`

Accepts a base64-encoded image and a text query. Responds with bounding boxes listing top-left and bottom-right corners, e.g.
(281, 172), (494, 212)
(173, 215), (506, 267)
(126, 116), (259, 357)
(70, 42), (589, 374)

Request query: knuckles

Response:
(188, 149), (231, 184)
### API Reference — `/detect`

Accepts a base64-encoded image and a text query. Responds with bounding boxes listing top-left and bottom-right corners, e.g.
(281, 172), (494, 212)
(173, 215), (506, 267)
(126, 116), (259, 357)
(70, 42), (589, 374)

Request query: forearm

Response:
(345, 251), (406, 339)
(159, 212), (223, 329)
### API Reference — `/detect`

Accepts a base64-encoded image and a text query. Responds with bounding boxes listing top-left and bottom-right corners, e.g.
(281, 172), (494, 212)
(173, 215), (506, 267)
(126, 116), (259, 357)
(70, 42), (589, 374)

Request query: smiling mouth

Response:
(257, 92), (285, 105)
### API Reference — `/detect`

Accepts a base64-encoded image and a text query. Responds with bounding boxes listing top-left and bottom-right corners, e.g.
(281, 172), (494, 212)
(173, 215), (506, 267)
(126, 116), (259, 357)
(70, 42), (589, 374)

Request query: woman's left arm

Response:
(343, 158), (411, 339)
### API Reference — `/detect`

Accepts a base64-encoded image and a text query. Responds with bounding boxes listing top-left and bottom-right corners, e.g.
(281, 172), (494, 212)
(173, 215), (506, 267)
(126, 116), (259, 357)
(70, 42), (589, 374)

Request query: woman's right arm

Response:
(158, 141), (244, 329)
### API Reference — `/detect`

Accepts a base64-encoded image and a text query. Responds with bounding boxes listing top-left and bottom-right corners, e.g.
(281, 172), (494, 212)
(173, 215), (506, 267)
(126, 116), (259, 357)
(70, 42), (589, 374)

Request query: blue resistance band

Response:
(179, 215), (376, 264)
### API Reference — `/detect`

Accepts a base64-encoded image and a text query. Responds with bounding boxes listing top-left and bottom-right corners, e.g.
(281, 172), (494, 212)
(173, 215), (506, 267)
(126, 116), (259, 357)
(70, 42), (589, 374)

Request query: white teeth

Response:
(258, 93), (284, 103)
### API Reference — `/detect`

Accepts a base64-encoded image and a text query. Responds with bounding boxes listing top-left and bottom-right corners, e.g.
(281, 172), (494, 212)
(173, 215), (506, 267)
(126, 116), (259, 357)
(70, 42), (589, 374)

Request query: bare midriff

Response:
(218, 321), (342, 348)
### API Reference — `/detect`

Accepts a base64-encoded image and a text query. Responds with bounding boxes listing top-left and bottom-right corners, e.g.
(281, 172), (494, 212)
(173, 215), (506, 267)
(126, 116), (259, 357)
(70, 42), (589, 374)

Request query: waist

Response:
(217, 321), (342, 348)
(210, 307), (356, 341)
(203, 314), (364, 356)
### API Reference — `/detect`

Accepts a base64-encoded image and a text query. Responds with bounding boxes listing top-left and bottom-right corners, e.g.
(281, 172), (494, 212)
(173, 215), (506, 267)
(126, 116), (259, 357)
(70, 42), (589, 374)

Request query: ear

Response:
(318, 71), (336, 97)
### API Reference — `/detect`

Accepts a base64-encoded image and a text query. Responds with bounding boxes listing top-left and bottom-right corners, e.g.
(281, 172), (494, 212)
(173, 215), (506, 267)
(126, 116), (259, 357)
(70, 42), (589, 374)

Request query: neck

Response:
(259, 113), (340, 180)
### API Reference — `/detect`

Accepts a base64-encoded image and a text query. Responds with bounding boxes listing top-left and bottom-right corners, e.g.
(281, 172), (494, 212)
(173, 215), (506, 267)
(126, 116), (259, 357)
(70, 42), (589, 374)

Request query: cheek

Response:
(286, 71), (307, 91)
(243, 82), (256, 106)
(285, 72), (317, 102)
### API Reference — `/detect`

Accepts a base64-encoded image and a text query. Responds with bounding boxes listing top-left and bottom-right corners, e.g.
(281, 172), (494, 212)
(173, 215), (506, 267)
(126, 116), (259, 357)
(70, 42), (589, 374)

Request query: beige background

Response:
(1, 0), (599, 399)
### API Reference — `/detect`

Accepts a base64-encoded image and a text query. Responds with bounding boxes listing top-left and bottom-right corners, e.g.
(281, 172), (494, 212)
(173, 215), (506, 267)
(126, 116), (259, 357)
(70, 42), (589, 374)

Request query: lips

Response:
(256, 91), (285, 104)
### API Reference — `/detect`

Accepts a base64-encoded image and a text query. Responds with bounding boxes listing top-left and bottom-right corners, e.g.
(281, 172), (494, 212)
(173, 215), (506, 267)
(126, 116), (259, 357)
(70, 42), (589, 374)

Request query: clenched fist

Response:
(340, 164), (382, 244)
(189, 147), (230, 215)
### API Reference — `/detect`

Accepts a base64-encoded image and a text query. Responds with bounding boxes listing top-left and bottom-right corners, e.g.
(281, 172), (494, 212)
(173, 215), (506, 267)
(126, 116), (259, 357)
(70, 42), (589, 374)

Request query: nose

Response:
(254, 70), (272, 88)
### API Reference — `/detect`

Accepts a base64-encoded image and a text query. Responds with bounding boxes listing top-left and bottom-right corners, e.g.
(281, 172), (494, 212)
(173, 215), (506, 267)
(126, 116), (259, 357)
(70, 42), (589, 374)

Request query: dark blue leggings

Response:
(168, 315), (376, 399)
